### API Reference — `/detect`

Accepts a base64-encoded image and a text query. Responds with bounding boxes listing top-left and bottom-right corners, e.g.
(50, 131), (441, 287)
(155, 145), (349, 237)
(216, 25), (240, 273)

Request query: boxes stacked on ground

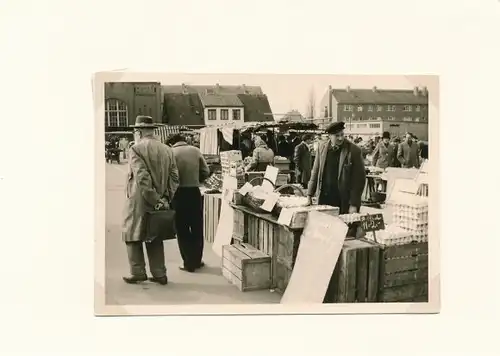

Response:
(324, 239), (381, 303)
(202, 193), (221, 243)
(388, 194), (429, 242)
(378, 242), (428, 302)
(222, 243), (272, 291)
(220, 150), (245, 188)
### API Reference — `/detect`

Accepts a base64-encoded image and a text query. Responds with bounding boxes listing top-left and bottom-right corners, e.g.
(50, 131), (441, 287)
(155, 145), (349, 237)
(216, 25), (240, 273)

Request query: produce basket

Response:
(272, 183), (308, 216)
(241, 177), (276, 213)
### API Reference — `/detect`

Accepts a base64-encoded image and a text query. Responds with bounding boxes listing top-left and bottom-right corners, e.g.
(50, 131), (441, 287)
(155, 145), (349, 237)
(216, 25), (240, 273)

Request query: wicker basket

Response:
(272, 184), (307, 216)
(241, 177), (276, 213)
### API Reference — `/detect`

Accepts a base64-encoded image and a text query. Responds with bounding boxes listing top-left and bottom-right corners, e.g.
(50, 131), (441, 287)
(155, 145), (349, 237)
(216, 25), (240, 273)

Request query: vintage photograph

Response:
(96, 73), (439, 314)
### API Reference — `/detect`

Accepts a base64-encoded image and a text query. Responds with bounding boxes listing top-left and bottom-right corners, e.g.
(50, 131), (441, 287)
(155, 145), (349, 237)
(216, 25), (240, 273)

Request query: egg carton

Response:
(338, 213), (363, 224)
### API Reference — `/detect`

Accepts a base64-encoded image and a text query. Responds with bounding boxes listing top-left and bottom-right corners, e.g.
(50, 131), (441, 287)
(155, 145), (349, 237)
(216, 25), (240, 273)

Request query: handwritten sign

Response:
(262, 166), (279, 192)
(261, 192), (279, 212)
(359, 213), (385, 232)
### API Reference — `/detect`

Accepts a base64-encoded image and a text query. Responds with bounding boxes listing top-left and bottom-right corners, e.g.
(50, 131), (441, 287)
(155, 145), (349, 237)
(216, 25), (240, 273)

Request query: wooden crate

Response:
(232, 208), (248, 243)
(378, 242), (429, 302)
(274, 257), (293, 294)
(202, 193), (221, 243)
(221, 243), (272, 291)
(324, 239), (381, 303)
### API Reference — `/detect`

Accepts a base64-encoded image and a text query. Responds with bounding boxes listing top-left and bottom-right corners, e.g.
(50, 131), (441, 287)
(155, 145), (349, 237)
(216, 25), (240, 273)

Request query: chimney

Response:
(215, 83), (220, 92)
(242, 84), (247, 93)
(181, 83), (188, 94)
(346, 85), (351, 92)
(422, 86), (428, 96)
(413, 86), (419, 96)
(372, 86), (378, 92)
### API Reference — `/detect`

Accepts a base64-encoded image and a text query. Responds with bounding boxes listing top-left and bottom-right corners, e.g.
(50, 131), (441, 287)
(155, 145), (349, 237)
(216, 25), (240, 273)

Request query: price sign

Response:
(359, 213), (385, 232)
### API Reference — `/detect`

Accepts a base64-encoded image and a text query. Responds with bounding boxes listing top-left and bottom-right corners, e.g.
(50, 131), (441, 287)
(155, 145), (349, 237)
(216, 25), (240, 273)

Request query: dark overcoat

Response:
(307, 139), (366, 212)
(397, 141), (420, 168)
(122, 136), (179, 242)
(293, 141), (312, 185)
(372, 141), (397, 169)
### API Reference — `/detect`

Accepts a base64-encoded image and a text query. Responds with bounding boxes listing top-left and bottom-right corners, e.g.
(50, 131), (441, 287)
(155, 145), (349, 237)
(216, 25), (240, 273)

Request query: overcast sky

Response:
(156, 74), (436, 119)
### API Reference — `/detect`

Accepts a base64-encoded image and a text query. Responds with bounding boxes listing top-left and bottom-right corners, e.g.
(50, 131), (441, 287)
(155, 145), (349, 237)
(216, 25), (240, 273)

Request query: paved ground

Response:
(105, 160), (281, 305)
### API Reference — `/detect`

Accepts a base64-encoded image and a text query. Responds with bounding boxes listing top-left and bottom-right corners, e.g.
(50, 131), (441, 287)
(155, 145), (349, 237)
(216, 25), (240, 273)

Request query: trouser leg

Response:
(125, 241), (147, 277)
(189, 189), (204, 266)
(145, 239), (166, 278)
(174, 189), (194, 268)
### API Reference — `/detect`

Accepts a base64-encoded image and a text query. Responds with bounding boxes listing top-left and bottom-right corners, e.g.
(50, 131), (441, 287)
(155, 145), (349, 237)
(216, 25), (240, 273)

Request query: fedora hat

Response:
(131, 115), (158, 128)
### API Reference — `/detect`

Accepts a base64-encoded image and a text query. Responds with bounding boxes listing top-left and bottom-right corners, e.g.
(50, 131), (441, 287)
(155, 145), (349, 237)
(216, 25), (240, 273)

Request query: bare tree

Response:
(305, 87), (316, 120)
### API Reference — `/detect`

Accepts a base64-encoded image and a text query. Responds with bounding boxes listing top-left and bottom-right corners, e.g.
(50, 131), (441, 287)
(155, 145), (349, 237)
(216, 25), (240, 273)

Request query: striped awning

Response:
(154, 125), (190, 144)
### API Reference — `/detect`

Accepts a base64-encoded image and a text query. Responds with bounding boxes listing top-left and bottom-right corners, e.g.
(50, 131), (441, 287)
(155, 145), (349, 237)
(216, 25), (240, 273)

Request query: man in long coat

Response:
(307, 121), (366, 215)
(397, 132), (420, 168)
(293, 134), (314, 189)
(122, 116), (179, 285)
(372, 131), (397, 169)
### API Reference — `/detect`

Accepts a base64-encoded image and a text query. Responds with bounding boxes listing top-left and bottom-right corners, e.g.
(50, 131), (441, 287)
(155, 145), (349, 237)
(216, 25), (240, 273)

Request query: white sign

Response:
(238, 182), (253, 196)
(277, 207), (295, 226)
(262, 166), (279, 192)
(281, 212), (348, 304)
(260, 192), (280, 212)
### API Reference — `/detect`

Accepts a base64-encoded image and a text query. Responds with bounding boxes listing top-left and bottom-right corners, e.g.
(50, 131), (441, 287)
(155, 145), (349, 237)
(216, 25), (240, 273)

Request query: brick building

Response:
(104, 82), (162, 132)
(319, 86), (429, 140)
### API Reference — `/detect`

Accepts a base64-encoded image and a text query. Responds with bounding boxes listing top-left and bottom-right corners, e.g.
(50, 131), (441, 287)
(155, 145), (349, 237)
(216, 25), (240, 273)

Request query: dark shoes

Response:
(179, 261), (205, 273)
(148, 276), (168, 285)
(122, 275), (148, 284)
(123, 275), (168, 285)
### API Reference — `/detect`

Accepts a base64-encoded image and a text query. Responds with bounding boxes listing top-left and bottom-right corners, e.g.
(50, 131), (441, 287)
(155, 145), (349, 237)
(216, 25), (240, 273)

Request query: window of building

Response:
(415, 117), (420, 122)
(368, 105), (374, 112)
(387, 105), (396, 112)
(232, 109), (241, 120)
(388, 116), (396, 121)
(403, 105), (412, 112)
(369, 123), (381, 128)
(105, 99), (128, 127)
(357, 105), (363, 112)
(221, 109), (229, 120)
(416, 105), (421, 112)
(402, 117), (413, 122)
(344, 105), (353, 111)
(357, 124), (367, 128)
(376, 105), (383, 112)
(208, 109), (217, 120)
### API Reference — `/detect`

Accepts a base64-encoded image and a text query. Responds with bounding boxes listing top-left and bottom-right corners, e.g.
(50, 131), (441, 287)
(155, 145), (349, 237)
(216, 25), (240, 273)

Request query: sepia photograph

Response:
(95, 73), (439, 315)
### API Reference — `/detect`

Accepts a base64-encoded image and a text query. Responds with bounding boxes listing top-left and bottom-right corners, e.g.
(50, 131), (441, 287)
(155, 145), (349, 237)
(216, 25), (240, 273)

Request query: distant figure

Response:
(246, 136), (275, 172)
(397, 133), (420, 168)
(119, 136), (130, 160)
(170, 134), (211, 273)
(277, 134), (292, 158)
(122, 116), (179, 286)
(372, 131), (397, 169)
(294, 134), (314, 189)
(287, 132), (300, 171)
(240, 132), (253, 159)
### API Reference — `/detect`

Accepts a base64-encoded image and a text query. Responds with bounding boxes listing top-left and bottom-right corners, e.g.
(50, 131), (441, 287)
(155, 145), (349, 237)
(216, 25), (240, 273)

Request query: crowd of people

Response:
(114, 115), (429, 285)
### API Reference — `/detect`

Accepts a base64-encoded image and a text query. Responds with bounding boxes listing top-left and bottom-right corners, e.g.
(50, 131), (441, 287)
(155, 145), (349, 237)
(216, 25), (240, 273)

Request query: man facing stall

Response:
(307, 121), (366, 215)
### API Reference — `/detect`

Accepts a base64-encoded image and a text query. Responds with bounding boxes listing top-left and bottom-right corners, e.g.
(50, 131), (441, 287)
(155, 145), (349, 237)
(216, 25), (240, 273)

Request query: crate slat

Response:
(379, 282), (428, 302)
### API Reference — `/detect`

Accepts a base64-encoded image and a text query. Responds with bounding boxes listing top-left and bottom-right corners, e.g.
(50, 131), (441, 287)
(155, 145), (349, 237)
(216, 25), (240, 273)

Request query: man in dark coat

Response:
(307, 121), (366, 215)
(397, 132), (420, 168)
(294, 134), (314, 189)
(170, 134), (211, 273)
(122, 116), (180, 285)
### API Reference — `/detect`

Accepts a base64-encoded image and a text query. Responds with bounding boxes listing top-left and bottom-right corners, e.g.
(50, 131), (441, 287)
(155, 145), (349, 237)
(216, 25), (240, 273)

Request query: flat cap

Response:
(325, 121), (345, 134)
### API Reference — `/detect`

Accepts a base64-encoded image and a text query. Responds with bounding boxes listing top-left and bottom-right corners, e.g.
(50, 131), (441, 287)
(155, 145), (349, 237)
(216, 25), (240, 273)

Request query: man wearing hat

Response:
(372, 131), (397, 169)
(122, 116), (179, 285)
(307, 121), (366, 215)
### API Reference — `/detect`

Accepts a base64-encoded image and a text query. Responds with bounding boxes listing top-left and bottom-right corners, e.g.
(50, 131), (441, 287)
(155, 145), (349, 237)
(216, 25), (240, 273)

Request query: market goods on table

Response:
(277, 205), (340, 229)
(273, 156), (290, 171)
(220, 150), (243, 176)
(203, 173), (223, 191)
(222, 242), (271, 291)
(387, 194), (428, 241)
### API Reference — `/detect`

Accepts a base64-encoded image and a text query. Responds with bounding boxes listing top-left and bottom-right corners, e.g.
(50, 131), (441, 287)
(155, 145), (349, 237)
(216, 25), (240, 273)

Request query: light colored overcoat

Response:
(122, 136), (179, 242)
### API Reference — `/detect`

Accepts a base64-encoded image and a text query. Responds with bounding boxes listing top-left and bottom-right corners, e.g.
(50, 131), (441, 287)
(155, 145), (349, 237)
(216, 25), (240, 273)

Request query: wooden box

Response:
(232, 208), (248, 243)
(247, 213), (278, 258)
(274, 257), (293, 294)
(222, 243), (272, 291)
(324, 239), (381, 303)
(378, 242), (429, 302)
(202, 193), (222, 243)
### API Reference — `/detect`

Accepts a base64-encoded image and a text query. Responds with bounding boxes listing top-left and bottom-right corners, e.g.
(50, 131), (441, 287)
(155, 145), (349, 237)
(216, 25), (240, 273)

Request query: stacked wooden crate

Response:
(202, 193), (222, 243)
(378, 242), (429, 302)
(273, 227), (303, 293)
(324, 239), (381, 303)
(222, 243), (272, 291)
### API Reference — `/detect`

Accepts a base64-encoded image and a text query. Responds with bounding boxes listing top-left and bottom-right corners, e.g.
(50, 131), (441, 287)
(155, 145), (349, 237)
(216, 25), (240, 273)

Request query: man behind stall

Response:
(170, 134), (211, 273)
(372, 131), (397, 169)
(397, 132), (420, 168)
(294, 134), (314, 189)
(307, 121), (366, 215)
